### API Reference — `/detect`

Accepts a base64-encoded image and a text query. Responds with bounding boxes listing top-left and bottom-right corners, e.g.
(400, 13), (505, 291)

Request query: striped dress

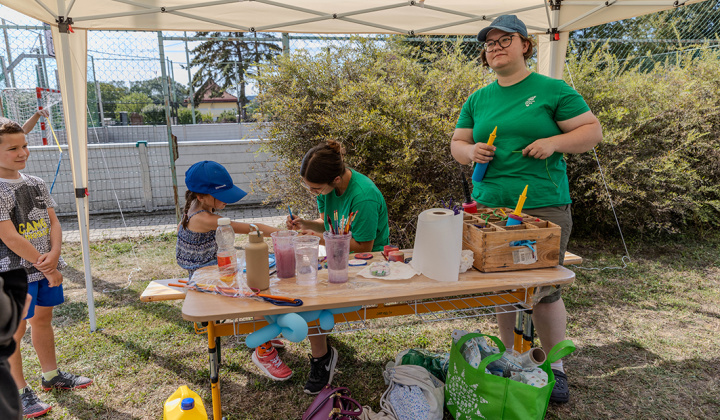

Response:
(176, 210), (217, 278)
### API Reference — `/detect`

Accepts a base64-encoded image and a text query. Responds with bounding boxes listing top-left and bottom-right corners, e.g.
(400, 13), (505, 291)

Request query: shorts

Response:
(25, 278), (64, 320)
(524, 205), (573, 304)
(477, 204), (573, 304)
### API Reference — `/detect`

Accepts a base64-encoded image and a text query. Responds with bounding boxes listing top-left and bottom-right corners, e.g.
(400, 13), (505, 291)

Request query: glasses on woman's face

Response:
(484, 34), (516, 52)
(302, 180), (332, 196)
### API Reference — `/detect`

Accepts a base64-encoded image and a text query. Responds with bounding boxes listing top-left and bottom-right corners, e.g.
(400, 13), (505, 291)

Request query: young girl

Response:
(286, 140), (390, 394)
(176, 160), (292, 381)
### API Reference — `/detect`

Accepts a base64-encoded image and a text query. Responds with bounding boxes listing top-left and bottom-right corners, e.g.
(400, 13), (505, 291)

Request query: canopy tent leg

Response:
(51, 24), (97, 332)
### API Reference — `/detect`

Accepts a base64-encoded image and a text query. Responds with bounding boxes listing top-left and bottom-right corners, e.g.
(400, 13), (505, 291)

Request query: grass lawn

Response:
(15, 231), (720, 419)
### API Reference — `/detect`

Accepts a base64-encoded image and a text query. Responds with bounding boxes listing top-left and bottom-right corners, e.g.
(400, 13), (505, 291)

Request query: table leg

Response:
(513, 309), (524, 353)
(521, 309), (534, 352)
(208, 321), (222, 420)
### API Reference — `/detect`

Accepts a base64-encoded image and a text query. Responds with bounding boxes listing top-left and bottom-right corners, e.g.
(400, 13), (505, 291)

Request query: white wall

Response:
(25, 139), (278, 216)
(27, 122), (271, 145)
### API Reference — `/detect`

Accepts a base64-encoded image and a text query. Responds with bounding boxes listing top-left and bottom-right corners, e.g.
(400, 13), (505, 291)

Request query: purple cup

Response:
(323, 231), (352, 283)
(271, 231), (297, 279)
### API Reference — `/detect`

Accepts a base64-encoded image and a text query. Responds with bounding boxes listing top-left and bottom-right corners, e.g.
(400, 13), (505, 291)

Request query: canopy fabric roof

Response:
(1, 0), (707, 35)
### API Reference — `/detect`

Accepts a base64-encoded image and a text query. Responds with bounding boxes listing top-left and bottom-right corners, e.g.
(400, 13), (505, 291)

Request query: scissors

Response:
(249, 288), (303, 306)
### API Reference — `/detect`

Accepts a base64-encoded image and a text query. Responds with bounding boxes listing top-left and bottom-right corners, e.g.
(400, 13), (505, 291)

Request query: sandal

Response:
(550, 369), (570, 404)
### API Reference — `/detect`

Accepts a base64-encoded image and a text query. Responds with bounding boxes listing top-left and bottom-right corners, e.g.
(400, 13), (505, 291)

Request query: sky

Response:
(1, 5), (204, 87)
(3, 4), (354, 97)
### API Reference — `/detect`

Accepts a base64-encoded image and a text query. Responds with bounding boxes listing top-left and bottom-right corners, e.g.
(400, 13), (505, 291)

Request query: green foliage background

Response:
(116, 92), (153, 115)
(253, 38), (720, 247)
(178, 107), (201, 125)
(566, 47), (720, 234)
(141, 104), (165, 125)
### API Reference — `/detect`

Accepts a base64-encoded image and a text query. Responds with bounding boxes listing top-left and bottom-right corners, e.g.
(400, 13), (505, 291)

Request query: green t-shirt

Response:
(317, 169), (389, 252)
(456, 72), (590, 208)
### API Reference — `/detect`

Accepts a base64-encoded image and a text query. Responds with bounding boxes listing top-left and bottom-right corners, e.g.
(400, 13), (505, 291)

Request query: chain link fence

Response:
(1, 1), (719, 234)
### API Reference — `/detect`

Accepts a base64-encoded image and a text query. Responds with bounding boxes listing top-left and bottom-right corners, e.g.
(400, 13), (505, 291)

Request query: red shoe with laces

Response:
(252, 344), (292, 381)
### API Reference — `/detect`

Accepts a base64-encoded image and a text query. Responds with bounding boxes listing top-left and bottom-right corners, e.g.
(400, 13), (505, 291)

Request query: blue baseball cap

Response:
(477, 15), (528, 42)
(185, 161), (247, 204)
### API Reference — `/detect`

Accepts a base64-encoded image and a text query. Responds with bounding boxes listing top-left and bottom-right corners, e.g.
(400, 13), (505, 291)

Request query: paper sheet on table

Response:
(357, 262), (420, 280)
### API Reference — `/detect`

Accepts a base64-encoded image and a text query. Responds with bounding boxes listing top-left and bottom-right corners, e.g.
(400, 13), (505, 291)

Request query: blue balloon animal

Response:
(245, 306), (363, 348)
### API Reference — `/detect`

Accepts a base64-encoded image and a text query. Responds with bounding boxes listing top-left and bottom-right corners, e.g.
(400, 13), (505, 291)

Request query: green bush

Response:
(253, 38), (720, 245)
(200, 111), (215, 123)
(253, 38), (492, 247)
(178, 107), (201, 124)
(116, 92), (153, 115)
(141, 104), (165, 125)
(566, 46), (720, 234)
(218, 109), (238, 123)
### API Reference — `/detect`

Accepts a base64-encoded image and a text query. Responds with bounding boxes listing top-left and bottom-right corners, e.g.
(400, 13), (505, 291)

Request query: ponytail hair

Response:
(181, 190), (199, 229)
(300, 140), (346, 184)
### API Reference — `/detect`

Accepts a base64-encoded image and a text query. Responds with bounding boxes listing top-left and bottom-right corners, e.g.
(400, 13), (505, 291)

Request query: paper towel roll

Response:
(410, 208), (463, 282)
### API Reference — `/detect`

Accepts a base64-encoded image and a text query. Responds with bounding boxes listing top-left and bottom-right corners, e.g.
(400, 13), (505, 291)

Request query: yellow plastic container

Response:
(163, 385), (208, 420)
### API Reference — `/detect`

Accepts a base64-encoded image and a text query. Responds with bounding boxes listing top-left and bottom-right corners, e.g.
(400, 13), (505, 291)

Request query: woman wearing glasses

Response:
(286, 139), (389, 395)
(450, 15), (603, 404)
(287, 140), (389, 254)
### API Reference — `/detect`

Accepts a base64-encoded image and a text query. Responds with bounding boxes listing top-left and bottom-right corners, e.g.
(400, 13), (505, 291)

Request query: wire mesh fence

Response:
(1, 1), (720, 235)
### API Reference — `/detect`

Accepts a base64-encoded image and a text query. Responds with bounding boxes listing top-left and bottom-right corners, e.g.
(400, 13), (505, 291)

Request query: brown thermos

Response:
(245, 231), (269, 291)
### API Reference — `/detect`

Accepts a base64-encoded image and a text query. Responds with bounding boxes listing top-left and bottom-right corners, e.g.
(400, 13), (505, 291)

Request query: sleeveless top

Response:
(176, 210), (217, 278)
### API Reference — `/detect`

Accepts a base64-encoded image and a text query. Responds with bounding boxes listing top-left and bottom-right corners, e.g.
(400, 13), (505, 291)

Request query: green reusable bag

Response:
(445, 333), (575, 420)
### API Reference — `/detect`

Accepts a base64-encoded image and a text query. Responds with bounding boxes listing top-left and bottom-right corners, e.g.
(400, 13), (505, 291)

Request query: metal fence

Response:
(1, 1), (719, 235)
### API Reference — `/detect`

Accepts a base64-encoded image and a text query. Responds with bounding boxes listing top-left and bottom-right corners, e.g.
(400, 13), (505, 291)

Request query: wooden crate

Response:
(462, 209), (561, 272)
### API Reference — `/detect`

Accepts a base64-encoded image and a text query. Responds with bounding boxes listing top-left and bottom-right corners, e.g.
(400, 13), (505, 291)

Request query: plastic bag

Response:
(395, 349), (450, 382)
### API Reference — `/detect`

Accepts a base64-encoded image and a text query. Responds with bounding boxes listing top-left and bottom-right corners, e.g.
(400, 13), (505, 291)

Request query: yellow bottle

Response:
(163, 385), (208, 420)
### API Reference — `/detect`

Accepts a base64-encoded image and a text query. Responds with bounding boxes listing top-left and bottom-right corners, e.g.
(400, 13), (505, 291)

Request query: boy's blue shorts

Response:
(25, 278), (64, 320)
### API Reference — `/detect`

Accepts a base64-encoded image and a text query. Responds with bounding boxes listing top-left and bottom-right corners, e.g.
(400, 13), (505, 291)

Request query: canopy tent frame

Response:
(0, 0), (707, 332)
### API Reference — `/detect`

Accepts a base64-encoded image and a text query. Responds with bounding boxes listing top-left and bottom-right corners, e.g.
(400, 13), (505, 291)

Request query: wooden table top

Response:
(181, 252), (575, 322)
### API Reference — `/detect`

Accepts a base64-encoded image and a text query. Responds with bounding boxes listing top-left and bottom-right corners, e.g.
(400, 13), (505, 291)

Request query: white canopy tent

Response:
(0, 0), (708, 331)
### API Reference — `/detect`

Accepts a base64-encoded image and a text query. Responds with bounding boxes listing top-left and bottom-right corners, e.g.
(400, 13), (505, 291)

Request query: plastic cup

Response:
(271, 231), (298, 279)
(323, 231), (352, 284)
(293, 235), (320, 285)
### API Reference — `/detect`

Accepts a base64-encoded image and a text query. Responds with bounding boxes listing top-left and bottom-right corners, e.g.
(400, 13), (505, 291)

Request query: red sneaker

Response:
(252, 346), (293, 381)
(269, 338), (285, 349)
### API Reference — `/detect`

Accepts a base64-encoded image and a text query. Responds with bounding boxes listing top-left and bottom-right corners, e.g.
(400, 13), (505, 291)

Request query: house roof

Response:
(198, 80), (238, 104)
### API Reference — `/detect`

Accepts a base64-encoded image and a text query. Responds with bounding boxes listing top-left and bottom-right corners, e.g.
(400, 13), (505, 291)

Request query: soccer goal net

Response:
(0, 87), (64, 145)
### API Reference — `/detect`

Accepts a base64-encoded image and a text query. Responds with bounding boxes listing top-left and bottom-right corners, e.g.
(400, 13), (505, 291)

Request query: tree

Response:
(189, 32), (282, 121)
(397, 34), (481, 64)
(142, 104), (166, 125)
(129, 76), (189, 104)
(88, 81), (129, 119)
(116, 92), (153, 115)
(569, 0), (720, 70)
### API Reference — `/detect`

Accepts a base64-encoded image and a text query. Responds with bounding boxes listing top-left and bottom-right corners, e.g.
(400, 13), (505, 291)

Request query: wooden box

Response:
(462, 209), (561, 272)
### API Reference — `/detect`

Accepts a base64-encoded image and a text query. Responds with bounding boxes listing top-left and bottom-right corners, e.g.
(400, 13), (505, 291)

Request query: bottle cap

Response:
(181, 397), (195, 410)
(249, 232), (265, 243)
(218, 217), (231, 226)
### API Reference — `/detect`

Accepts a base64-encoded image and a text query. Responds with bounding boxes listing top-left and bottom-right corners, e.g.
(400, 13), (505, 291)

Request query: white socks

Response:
(42, 369), (58, 381)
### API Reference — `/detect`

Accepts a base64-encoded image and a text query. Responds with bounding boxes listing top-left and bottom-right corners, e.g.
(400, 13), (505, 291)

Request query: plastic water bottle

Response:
(216, 217), (236, 284)
(163, 385), (208, 419)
